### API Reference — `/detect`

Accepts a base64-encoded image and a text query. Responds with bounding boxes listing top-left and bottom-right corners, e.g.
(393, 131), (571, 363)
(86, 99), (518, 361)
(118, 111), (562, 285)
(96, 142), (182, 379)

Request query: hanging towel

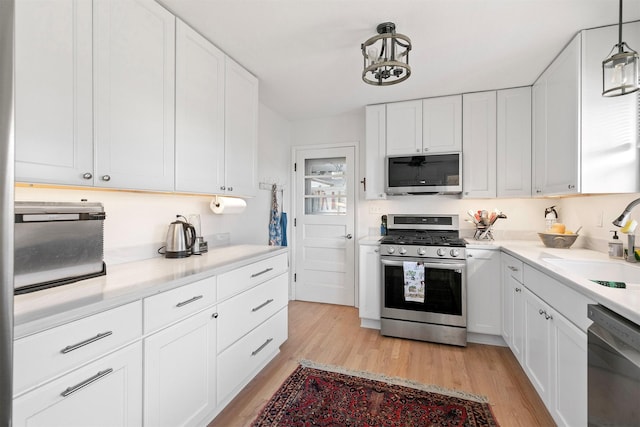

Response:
(280, 212), (287, 247)
(403, 261), (425, 303)
(269, 184), (283, 246)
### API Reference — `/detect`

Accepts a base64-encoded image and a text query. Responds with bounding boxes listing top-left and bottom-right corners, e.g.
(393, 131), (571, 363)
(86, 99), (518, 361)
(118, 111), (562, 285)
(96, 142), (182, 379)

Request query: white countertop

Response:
(487, 240), (640, 326)
(14, 244), (289, 339)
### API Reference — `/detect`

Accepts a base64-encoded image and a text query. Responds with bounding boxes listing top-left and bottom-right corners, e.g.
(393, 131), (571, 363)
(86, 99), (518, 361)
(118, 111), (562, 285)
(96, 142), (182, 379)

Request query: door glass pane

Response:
(304, 157), (346, 215)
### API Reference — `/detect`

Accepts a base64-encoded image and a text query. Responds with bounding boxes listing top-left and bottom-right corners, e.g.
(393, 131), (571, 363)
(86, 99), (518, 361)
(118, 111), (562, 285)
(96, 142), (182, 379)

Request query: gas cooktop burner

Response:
(380, 234), (466, 247)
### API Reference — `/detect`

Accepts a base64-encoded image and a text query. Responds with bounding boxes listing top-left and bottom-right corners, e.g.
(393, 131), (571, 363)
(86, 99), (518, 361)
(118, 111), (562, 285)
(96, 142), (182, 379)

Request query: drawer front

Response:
(217, 307), (288, 406)
(144, 276), (216, 333)
(217, 253), (288, 300)
(13, 342), (143, 426)
(217, 272), (288, 352)
(502, 252), (524, 283)
(14, 301), (142, 395)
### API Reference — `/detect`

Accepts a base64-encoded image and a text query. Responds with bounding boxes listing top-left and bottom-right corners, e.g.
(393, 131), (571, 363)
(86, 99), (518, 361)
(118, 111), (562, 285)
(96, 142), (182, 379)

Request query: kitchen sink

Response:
(542, 258), (640, 288)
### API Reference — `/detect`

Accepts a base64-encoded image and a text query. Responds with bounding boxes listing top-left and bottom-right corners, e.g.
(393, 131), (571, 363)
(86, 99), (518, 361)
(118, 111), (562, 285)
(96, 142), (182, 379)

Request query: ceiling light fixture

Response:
(602, 0), (639, 97)
(361, 22), (411, 86)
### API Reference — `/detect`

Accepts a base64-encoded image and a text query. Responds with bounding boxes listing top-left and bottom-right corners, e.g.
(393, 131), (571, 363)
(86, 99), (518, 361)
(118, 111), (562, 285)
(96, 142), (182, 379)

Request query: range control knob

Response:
(417, 247), (426, 256)
(450, 249), (460, 257)
(436, 248), (447, 257)
(386, 246), (396, 254)
(398, 247), (407, 255)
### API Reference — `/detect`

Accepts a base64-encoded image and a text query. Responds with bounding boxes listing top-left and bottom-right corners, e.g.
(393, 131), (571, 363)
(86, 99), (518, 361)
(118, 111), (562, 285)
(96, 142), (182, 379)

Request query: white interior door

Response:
(293, 146), (356, 306)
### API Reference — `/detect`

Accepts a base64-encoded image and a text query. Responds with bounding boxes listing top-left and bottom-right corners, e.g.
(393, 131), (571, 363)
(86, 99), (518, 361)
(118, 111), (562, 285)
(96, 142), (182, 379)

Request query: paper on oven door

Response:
(403, 261), (425, 303)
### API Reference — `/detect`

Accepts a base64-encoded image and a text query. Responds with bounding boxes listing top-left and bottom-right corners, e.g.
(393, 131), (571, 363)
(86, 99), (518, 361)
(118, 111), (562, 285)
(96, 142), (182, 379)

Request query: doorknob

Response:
(345, 234), (353, 239)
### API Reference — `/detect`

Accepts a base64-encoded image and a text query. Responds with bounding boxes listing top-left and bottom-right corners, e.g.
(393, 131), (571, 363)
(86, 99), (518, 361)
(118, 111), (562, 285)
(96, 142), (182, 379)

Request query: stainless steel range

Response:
(379, 214), (467, 347)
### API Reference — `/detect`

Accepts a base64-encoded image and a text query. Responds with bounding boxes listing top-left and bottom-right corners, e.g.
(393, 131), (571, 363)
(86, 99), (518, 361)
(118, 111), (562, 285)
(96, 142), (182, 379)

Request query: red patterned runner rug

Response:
(252, 360), (499, 426)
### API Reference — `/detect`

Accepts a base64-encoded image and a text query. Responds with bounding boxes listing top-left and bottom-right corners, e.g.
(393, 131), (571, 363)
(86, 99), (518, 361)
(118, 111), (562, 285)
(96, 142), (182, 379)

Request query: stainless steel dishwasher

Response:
(588, 304), (640, 426)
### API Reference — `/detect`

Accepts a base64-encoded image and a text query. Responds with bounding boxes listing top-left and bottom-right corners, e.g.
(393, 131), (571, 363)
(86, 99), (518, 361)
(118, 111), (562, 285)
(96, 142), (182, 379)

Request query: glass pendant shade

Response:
(361, 22), (411, 86)
(603, 44), (640, 96)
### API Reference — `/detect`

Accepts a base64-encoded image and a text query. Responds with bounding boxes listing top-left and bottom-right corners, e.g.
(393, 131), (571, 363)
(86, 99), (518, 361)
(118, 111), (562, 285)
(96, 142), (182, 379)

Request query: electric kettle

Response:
(160, 215), (196, 258)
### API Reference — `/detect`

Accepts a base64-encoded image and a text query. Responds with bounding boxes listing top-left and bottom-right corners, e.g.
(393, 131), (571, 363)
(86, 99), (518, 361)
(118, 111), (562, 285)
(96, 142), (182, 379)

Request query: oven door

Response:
(380, 257), (466, 327)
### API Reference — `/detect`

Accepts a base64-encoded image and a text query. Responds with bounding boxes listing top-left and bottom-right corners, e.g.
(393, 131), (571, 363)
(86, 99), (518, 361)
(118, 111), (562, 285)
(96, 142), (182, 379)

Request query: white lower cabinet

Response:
(466, 248), (501, 335)
(522, 287), (552, 400)
(358, 242), (381, 328)
(503, 252), (590, 427)
(550, 304), (587, 427)
(144, 307), (218, 427)
(13, 342), (143, 427)
(501, 253), (524, 363)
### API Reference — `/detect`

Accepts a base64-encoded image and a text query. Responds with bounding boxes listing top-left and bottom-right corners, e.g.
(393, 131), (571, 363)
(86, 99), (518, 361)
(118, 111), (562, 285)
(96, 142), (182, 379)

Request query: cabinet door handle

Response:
(252, 299), (274, 312)
(61, 331), (113, 354)
(220, 186), (226, 191)
(508, 266), (519, 271)
(251, 338), (274, 356)
(82, 172), (92, 180)
(60, 368), (113, 397)
(176, 295), (203, 308)
(101, 175), (111, 181)
(227, 186), (233, 191)
(251, 267), (273, 278)
(539, 309), (545, 315)
(515, 287), (522, 292)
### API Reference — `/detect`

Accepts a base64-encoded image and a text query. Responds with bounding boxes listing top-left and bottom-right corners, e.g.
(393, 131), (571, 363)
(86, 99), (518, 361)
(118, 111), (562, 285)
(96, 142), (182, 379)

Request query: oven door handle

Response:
(380, 258), (466, 271)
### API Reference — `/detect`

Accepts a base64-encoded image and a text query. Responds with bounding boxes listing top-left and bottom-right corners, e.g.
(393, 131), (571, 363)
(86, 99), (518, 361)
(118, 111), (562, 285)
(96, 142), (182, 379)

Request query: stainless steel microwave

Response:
(385, 153), (462, 195)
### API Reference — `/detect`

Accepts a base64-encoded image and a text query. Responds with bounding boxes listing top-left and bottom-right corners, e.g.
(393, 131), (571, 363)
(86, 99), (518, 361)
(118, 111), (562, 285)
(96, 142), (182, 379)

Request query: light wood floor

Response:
(208, 301), (555, 427)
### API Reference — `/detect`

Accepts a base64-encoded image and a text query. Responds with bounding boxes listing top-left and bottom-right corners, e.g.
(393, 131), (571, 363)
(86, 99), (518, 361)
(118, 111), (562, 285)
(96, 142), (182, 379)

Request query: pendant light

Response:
(361, 22), (412, 86)
(602, 0), (639, 97)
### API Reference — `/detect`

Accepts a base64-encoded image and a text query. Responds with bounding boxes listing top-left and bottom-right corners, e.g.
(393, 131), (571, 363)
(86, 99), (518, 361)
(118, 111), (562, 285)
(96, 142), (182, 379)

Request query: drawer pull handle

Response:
(176, 295), (203, 308)
(61, 368), (113, 397)
(251, 338), (274, 356)
(251, 267), (273, 278)
(61, 331), (113, 354)
(508, 266), (519, 271)
(252, 299), (274, 312)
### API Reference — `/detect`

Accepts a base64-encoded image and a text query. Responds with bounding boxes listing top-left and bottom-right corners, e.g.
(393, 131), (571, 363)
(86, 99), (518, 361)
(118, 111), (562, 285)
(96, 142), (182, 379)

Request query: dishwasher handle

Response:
(588, 304), (640, 355)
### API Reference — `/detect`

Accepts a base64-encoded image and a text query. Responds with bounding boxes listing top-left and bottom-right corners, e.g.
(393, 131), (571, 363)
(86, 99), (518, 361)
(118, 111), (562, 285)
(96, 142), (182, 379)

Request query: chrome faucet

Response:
(613, 197), (640, 262)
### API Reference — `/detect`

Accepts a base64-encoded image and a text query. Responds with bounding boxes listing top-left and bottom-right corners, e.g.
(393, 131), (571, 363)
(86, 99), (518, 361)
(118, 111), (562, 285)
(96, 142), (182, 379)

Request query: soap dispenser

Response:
(609, 230), (624, 259)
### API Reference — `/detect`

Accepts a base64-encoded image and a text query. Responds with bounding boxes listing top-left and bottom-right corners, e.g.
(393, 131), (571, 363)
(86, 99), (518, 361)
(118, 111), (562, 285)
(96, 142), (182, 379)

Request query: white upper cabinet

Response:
(224, 57), (259, 197)
(386, 100), (423, 155)
(94, 0), (176, 192)
(422, 95), (462, 153)
(533, 34), (580, 196)
(580, 22), (640, 194)
(175, 20), (226, 194)
(462, 91), (497, 198)
(15, 0), (94, 186)
(533, 22), (640, 196)
(497, 87), (532, 197)
(364, 105), (387, 200)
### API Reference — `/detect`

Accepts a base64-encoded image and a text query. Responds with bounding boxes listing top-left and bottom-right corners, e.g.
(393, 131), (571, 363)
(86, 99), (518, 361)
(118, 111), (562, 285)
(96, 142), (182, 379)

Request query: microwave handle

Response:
(380, 258), (466, 271)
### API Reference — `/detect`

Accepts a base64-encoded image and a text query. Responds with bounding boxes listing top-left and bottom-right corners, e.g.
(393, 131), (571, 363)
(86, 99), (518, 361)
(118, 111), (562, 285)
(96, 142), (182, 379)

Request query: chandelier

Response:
(602, 0), (639, 97)
(361, 22), (412, 86)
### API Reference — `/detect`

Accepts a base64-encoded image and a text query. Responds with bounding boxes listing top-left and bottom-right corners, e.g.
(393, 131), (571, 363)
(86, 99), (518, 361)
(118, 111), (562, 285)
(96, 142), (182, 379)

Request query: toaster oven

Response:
(14, 201), (106, 294)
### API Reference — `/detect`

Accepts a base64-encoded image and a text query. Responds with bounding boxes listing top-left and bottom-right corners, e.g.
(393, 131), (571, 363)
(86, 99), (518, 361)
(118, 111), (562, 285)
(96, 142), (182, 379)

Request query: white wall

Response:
(15, 103), (292, 264)
(290, 109), (558, 241)
(558, 193), (640, 252)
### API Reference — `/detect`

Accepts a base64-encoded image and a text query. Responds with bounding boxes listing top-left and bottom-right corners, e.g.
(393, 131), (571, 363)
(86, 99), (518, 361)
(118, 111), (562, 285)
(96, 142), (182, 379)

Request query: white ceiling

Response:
(159, 0), (640, 121)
